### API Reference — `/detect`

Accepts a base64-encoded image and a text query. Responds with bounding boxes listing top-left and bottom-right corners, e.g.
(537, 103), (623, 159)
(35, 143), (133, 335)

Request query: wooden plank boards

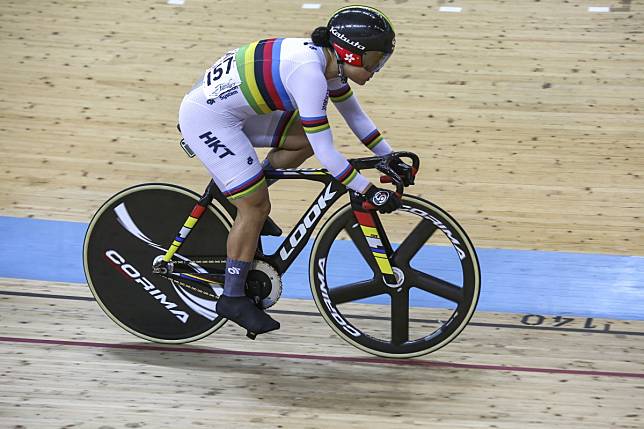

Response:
(1, 0), (643, 254)
(1, 277), (642, 428)
(1, 1), (643, 427)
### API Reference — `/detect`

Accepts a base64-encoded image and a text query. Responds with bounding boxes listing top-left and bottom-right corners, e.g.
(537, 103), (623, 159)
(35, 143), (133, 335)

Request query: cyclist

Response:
(178, 5), (413, 336)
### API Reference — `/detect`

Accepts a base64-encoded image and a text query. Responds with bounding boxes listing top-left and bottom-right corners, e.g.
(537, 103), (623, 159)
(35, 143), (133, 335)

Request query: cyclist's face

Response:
(343, 63), (374, 86)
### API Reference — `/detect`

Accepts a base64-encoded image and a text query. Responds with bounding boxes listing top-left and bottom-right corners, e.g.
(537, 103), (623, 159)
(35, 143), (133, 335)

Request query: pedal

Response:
(246, 331), (257, 340)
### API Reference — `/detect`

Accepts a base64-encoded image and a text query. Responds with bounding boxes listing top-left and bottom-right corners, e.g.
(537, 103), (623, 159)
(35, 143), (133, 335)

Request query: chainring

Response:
(246, 260), (282, 309)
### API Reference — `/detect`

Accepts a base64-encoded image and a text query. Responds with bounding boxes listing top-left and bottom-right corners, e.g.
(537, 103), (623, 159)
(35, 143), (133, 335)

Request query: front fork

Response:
(350, 192), (399, 286)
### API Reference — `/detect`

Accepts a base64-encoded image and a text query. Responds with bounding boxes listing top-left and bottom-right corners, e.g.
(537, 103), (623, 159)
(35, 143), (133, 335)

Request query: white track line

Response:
(439, 6), (463, 13)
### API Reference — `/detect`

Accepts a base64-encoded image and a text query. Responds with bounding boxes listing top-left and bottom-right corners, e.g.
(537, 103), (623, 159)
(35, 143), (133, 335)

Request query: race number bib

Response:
(202, 49), (241, 100)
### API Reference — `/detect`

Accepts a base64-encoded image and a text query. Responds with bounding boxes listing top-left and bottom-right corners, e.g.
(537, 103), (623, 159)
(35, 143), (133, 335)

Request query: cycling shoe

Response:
(216, 295), (280, 335)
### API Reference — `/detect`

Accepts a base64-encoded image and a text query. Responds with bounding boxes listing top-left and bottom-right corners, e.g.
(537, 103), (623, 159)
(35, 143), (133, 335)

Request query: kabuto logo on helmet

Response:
(330, 27), (366, 51)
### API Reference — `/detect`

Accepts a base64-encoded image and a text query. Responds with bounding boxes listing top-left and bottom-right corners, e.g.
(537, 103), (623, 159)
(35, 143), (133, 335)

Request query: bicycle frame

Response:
(84, 148), (480, 355)
(261, 169), (348, 274)
(157, 162), (400, 287)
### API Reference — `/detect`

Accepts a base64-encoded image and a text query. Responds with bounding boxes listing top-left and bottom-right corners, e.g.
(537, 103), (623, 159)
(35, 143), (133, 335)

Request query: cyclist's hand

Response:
(390, 159), (415, 186)
(363, 185), (402, 213)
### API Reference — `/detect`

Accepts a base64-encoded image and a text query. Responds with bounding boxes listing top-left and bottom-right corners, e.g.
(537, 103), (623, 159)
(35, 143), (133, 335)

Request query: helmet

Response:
(327, 5), (395, 72)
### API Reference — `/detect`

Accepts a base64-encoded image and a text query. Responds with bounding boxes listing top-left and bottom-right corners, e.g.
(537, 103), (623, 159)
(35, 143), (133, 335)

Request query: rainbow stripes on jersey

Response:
(335, 164), (358, 187)
(361, 129), (384, 150)
(301, 115), (330, 134)
(236, 38), (296, 115)
(329, 85), (353, 103)
(271, 110), (299, 148)
(223, 170), (267, 200)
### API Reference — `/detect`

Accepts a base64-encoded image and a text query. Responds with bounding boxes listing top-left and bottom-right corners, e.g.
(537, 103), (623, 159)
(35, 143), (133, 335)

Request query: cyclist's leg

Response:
(269, 120), (313, 168)
(178, 89), (279, 334)
(226, 185), (269, 263)
(179, 92), (269, 272)
(218, 184), (279, 334)
(243, 110), (313, 168)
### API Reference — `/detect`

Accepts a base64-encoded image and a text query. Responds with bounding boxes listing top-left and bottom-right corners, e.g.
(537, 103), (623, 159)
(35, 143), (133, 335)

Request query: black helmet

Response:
(327, 5), (395, 72)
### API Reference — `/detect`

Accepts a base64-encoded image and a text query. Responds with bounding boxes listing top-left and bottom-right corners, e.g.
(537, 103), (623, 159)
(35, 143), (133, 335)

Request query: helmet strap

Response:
(332, 50), (348, 84)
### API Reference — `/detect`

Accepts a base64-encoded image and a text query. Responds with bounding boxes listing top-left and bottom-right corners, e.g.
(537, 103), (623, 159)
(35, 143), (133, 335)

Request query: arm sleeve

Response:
(285, 64), (370, 193)
(327, 79), (393, 156)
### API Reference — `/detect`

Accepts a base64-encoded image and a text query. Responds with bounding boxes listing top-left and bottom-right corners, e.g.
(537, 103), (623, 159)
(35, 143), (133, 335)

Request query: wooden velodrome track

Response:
(1, 0), (643, 428)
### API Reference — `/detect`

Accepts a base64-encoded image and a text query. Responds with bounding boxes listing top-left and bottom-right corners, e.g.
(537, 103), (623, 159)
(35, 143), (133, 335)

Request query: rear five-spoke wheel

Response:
(309, 195), (480, 358)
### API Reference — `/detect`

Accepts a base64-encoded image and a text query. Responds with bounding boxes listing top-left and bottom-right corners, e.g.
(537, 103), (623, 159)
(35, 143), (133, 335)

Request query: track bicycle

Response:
(83, 151), (481, 358)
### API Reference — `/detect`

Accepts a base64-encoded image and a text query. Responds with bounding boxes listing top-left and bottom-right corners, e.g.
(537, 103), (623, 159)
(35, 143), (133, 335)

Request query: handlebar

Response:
(349, 151), (420, 211)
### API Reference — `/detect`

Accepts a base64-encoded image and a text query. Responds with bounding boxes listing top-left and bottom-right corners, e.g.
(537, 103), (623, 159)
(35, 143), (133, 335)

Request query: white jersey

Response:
(179, 38), (393, 199)
(207, 38), (392, 191)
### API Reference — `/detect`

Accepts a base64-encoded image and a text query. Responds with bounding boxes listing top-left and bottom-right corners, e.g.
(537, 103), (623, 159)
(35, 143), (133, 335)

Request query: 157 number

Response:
(206, 56), (234, 85)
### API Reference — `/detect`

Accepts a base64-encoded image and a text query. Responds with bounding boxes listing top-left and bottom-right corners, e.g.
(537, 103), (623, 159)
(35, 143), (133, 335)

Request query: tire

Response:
(309, 195), (481, 358)
(83, 183), (232, 343)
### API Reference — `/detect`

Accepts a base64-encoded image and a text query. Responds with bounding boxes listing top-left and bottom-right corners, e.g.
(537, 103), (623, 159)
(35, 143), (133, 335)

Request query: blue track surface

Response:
(1, 215), (643, 320)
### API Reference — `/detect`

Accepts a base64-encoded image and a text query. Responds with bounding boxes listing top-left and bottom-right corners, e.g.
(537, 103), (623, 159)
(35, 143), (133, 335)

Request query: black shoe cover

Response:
(217, 295), (280, 335)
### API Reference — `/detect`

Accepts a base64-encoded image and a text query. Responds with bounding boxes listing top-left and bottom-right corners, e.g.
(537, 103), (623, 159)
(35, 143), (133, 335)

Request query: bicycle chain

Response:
(160, 258), (271, 302)
(174, 259), (227, 266)
(153, 258), (225, 300)
(158, 273), (220, 300)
